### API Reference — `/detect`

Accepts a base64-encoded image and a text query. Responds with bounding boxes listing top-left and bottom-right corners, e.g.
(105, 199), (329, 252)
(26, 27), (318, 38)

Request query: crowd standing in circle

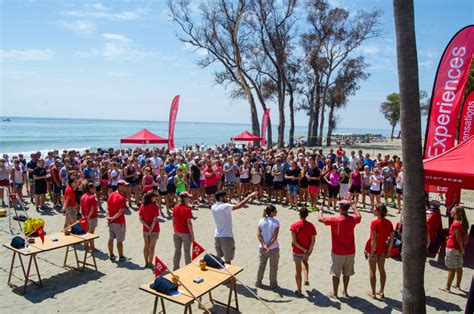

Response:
(0, 143), (468, 299)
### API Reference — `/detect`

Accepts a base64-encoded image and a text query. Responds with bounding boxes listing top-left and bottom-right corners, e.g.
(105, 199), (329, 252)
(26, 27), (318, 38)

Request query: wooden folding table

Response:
(3, 232), (99, 294)
(140, 262), (243, 314)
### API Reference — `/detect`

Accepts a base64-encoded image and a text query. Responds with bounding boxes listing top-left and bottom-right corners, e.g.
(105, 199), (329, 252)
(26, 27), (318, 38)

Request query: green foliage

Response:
(380, 93), (400, 128)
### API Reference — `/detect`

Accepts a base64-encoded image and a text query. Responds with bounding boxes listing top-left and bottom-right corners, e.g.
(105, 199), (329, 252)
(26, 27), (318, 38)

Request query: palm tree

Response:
(392, 1), (427, 313)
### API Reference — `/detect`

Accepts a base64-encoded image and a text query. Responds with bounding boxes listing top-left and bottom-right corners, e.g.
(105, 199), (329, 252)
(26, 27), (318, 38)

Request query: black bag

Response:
(71, 224), (86, 235)
(13, 214), (28, 222)
(11, 236), (26, 249)
(204, 253), (225, 269)
(150, 277), (179, 296)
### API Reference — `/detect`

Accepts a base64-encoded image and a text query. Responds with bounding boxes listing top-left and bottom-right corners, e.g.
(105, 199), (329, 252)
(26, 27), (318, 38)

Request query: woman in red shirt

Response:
(440, 206), (469, 293)
(138, 191), (160, 268)
(290, 207), (316, 297)
(172, 192), (195, 270)
(364, 204), (394, 298)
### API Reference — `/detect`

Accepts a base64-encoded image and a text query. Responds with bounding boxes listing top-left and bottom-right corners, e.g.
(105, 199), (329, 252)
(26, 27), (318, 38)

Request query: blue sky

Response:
(0, 0), (472, 130)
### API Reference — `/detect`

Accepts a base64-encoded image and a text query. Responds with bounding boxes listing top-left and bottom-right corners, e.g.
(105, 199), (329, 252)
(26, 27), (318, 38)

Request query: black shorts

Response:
(35, 182), (47, 195)
(240, 178), (250, 184)
(328, 185), (340, 198)
(396, 188), (403, 195)
(349, 185), (361, 193)
(273, 181), (284, 190)
(205, 186), (217, 195)
(370, 189), (381, 195)
(95, 184), (101, 192)
(167, 184), (176, 194)
(52, 184), (61, 195)
(158, 190), (168, 196)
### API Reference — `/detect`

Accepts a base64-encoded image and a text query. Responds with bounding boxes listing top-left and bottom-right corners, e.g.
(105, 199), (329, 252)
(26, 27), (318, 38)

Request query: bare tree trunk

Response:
(307, 84), (320, 147)
(318, 83), (329, 146)
(277, 85), (286, 148)
(326, 99), (335, 146)
(288, 89), (295, 148)
(391, 125), (395, 141)
(393, 1), (426, 313)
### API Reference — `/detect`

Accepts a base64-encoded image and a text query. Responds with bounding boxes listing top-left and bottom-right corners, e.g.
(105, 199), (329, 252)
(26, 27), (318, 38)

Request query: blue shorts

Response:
(287, 184), (299, 195)
(190, 181), (200, 189)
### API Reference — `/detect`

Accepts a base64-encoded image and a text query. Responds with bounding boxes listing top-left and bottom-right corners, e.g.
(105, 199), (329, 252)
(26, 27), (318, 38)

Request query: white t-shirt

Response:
(211, 202), (234, 238)
(258, 217), (280, 250)
(151, 156), (163, 170)
(396, 172), (404, 190)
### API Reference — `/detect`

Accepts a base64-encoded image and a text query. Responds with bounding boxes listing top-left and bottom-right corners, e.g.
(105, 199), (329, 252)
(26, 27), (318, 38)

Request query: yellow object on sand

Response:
(23, 218), (45, 233)
(0, 208), (6, 217)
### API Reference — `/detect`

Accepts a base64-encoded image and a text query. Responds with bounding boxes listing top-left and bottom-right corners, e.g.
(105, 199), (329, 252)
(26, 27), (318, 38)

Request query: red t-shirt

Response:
(446, 221), (465, 250)
(107, 191), (126, 224)
(173, 204), (192, 233)
(290, 220), (317, 254)
(364, 218), (394, 255)
(323, 215), (361, 255)
(426, 211), (442, 243)
(64, 185), (76, 207)
(50, 166), (61, 186)
(139, 203), (160, 232)
(80, 193), (98, 219)
(204, 167), (217, 187)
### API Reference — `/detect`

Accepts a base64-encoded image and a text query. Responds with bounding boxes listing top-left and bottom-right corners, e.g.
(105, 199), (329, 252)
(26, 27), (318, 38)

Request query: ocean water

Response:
(0, 117), (391, 155)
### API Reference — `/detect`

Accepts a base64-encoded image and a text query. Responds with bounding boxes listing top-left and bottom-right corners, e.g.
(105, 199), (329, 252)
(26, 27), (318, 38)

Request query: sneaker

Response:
(118, 256), (130, 262)
(255, 281), (262, 288)
(36, 207), (41, 212)
(295, 290), (304, 298)
(109, 254), (117, 261)
(269, 283), (279, 289)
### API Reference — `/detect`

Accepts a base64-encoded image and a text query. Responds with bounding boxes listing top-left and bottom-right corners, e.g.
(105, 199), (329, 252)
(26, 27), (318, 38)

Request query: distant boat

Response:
(2, 118), (11, 122)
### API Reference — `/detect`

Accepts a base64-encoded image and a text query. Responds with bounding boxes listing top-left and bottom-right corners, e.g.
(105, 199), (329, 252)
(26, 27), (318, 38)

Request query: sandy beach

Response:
(0, 140), (472, 313)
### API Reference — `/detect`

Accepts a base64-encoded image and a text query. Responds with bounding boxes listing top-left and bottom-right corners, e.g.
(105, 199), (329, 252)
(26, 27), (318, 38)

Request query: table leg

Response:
(63, 245), (70, 267)
(153, 296), (158, 314)
(233, 278), (239, 311)
(184, 304), (192, 314)
(23, 255), (33, 295)
(81, 245), (89, 272)
(160, 297), (166, 314)
(33, 254), (43, 288)
(18, 253), (27, 278)
(7, 252), (17, 287)
(73, 246), (80, 269)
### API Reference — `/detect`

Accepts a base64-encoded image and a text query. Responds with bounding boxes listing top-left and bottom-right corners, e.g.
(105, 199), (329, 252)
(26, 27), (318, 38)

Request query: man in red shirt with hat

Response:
(318, 200), (361, 299)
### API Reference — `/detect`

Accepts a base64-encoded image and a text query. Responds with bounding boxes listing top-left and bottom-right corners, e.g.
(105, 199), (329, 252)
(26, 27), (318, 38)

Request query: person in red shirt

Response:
(81, 183), (99, 251)
(318, 200), (361, 299)
(172, 191), (195, 270)
(290, 207), (316, 297)
(62, 177), (78, 228)
(139, 191), (160, 268)
(426, 201), (443, 252)
(364, 204), (394, 298)
(445, 188), (461, 227)
(107, 180), (128, 262)
(50, 159), (62, 210)
(440, 206), (470, 293)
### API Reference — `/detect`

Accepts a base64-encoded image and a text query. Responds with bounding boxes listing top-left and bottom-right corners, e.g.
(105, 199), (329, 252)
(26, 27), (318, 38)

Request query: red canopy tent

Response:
(423, 136), (474, 190)
(120, 128), (168, 144)
(231, 131), (262, 142)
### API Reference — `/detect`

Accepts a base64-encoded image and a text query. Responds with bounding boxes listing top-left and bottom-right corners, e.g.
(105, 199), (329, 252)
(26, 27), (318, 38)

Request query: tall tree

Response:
(168, 0), (261, 137)
(380, 93), (400, 140)
(302, 0), (381, 146)
(393, 0), (426, 312)
(251, 0), (298, 148)
(326, 56), (369, 146)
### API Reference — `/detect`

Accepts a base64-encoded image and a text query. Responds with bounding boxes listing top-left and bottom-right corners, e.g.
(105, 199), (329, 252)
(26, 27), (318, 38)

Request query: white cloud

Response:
(0, 49), (55, 61)
(62, 8), (148, 21)
(84, 3), (108, 11)
(102, 33), (131, 42)
(76, 41), (159, 61)
(106, 71), (131, 77)
(58, 19), (95, 35)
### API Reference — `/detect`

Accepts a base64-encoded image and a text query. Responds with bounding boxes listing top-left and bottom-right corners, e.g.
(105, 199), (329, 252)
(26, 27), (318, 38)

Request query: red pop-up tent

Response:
(120, 128), (168, 144)
(423, 136), (474, 190)
(231, 131), (262, 142)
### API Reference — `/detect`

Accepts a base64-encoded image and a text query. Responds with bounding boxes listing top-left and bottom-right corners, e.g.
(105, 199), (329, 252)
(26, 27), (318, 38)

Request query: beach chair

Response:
(7, 192), (29, 235)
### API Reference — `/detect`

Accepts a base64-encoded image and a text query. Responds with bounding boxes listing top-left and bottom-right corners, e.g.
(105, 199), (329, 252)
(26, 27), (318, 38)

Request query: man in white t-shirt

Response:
(211, 190), (257, 264)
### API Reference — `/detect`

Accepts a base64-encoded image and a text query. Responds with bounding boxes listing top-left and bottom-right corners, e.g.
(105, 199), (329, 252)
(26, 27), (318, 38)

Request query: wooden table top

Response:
(139, 262), (243, 306)
(3, 232), (99, 255)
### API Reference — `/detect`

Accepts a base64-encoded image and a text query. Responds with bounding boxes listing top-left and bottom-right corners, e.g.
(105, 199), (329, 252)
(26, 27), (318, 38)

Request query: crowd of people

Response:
(0, 143), (469, 299)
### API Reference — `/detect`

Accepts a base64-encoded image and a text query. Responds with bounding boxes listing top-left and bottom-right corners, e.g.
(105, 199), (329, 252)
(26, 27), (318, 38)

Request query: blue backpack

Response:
(150, 276), (179, 296)
(11, 236), (26, 249)
(204, 254), (225, 270)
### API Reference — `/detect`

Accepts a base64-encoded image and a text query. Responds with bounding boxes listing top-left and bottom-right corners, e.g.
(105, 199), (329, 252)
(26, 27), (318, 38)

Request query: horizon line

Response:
(0, 115), (393, 131)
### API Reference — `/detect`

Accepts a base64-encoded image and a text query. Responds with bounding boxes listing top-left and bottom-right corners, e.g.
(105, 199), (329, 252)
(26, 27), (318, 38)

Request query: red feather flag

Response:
(192, 240), (206, 260)
(154, 256), (168, 277)
(34, 225), (45, 244)
(78, 217), (88, 233)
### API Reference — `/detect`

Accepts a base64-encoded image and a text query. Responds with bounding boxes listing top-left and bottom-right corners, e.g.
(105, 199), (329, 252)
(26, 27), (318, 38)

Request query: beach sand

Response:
(0, 140), (472, 313)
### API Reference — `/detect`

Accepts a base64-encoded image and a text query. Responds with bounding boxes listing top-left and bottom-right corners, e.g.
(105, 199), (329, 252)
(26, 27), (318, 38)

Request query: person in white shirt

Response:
(349, 151), (359, 170)
(256, 204), (280, 288)
(211, 190), (257, 264)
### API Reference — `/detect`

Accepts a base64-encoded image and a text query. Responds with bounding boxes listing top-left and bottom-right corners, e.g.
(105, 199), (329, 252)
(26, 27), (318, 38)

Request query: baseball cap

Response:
(117, 180), (129, 186)
(179, 191), (193, 198)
